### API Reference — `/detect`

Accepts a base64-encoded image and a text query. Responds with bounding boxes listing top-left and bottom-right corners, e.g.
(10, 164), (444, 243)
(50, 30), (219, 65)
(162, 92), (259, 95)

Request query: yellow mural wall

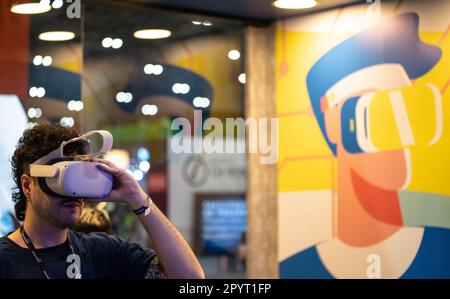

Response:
(276, 0), (450, 278)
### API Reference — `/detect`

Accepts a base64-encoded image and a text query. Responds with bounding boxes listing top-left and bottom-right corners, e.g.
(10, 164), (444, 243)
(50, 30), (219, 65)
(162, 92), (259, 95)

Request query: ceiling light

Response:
(139, 161), (151, 173)
(52, 0), (64, 9)
(33, 55), (43, 66)
(27, 108), (37, 118)
(193, 97), (210, 108)
(153, 64), (163, 75)
(75, 101), (83, 111)
(192, 21), (202, 25)
(228, 50), (241, 60)
(116, 92), (132, 103)
(142, 104), (158, 116)
(42, 56), (52, 66)
(202, 21), (212, 26)
(111, 38), (123, 49)
(60, 117), (74, 127)
(123, 92), (133, 103)
(39, 31), (75, 41)
(144, 64), (152, 74)
(68, 100), (83, 111)
(10, 2), (51, 14)
(102, 37), (113, 48)
(273, 0), (317, 9)
(68, 100), (76, 111)
(35, 108), (42, 118)
(29, 87), (38, 97)
(116, 92), (125, 103)
(172, 83), (190, 94)
(144, 64), (163, 75)
(133, 29), (171, 40)
(36, 87), (46, 98)
(28, 107), (42, 118)
(238, 73), (246, 84)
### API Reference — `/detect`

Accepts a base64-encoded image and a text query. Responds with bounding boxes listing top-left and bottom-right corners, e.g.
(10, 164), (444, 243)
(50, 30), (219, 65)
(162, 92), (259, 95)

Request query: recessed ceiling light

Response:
(133, 29), (171, 40)
(142, 104), (158, 116)
(238, 73), (246, 84)
(102, 37), (113, 48)
(111, 38), (123, 49)
(10, 2), (51, 14)
(52, 0), (64, 9)
(33, 55), (43, 66)
(39, 31), (75, 41)
(42, 56), (52, 66)
(273, 0), (317, 9)
(228, 49), (241, 60)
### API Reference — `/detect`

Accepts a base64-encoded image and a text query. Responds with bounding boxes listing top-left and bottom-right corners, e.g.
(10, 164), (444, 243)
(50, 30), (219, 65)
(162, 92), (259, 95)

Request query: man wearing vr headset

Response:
(0, 124), (205, 279)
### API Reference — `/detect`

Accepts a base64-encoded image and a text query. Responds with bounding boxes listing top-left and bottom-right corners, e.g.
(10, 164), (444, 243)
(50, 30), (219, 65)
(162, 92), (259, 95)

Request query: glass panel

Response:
(83, 0), (246, 278)
(0, 0), (82, 234)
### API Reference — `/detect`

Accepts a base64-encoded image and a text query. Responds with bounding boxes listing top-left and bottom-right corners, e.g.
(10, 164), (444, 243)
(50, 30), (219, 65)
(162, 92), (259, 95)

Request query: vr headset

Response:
(322, 64), (443, 153)
(29, 130), (114, 198)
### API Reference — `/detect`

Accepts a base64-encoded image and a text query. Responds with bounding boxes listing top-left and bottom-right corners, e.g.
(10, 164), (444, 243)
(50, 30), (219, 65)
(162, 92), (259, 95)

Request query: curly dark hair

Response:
(11, 123), (82, 221)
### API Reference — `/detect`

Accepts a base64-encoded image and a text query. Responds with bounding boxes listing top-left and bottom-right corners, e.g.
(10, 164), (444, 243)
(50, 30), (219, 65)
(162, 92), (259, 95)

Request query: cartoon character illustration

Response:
(280, 13), (450, 278)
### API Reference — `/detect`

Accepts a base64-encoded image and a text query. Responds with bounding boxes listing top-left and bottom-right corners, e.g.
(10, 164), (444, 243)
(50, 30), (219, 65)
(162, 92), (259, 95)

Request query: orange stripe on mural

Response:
(278, 108), (313, 118)
(437, 23), (450, 47)
(277, 19), (289, 80)
(442, 77), (450, 95)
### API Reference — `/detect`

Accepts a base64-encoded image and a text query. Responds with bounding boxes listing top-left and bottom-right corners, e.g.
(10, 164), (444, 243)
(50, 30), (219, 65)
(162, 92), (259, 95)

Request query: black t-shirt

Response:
(0, 230), (162, 279)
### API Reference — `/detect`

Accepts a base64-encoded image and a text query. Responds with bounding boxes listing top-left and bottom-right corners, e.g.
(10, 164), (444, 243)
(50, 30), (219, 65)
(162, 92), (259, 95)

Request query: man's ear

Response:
(21, 174), (33, 200)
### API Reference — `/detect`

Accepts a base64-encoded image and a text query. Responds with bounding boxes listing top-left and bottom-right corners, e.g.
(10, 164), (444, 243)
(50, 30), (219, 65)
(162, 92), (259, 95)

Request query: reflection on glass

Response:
(83, 0), (245, 278)
(0, 0), (82, 235)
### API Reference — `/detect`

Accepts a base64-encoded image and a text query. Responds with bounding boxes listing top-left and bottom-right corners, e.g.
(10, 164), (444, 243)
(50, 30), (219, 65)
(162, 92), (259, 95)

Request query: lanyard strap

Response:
(19, 226), (79, 279)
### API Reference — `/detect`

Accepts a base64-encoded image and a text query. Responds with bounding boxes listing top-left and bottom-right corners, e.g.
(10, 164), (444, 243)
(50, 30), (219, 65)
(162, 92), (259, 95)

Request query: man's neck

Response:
(21, 216), (68, 249)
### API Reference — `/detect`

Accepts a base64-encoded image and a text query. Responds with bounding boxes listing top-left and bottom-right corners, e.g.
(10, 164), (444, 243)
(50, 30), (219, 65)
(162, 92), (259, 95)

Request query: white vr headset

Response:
(29, 130), (114, 198)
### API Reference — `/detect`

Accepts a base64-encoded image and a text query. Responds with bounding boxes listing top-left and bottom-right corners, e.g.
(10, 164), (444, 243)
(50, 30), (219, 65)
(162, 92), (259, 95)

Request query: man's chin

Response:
(58, 208), (82, 228)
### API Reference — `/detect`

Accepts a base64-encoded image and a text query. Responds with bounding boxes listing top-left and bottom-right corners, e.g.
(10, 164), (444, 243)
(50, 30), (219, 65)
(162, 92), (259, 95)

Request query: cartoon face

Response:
(280, 8), (450, 279)
(306, 13), (443, 246)
(319, 64), (413, 191)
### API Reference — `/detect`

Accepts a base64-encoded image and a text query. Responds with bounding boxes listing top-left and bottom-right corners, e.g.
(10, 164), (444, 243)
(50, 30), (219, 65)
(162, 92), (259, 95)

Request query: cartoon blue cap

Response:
(306, 13), (442, 155)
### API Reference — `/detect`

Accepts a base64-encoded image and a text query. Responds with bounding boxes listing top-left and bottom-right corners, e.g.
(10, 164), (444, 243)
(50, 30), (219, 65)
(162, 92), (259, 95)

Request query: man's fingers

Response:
(96, 163), (120, 175)
(96, 163), (130, 183)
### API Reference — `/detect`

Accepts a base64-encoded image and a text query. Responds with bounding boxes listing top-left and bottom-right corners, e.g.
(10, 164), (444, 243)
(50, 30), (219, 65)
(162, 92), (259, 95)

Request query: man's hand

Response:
(89, 158), (205, 278)
(88, 158), (147, 210)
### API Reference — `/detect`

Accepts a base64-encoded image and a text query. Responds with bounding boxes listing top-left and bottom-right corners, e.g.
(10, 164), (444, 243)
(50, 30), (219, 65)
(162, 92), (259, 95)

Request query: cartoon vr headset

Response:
(29, 130), (114, 198)
(307, 13), (443, 155)
(322, 64), (443, 153)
